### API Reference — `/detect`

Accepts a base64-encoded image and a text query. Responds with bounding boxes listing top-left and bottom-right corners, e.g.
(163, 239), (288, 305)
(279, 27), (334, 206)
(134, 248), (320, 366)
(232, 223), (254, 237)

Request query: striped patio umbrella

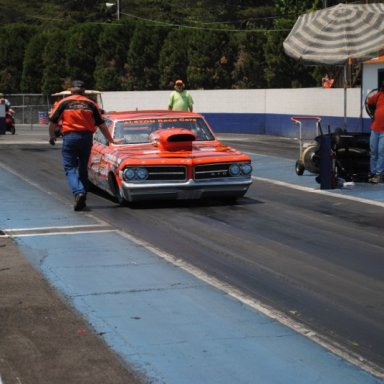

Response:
(283, 3), (384, 65)
(283, 3), (384, 129)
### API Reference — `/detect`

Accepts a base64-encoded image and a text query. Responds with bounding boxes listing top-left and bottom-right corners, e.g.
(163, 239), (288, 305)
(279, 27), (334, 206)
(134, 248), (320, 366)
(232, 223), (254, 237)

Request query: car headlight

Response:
(240, 163), (252, 175)
(229, 164), (241, 176)
(123, 168), (136, 181)
(136, 167), (149, 180)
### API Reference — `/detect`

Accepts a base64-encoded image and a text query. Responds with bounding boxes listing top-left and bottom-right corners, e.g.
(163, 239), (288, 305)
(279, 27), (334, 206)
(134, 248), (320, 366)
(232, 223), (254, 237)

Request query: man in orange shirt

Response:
(48, 80), (114, 210)
(322, 73), (335, 88)
(367, 81), (384, 183)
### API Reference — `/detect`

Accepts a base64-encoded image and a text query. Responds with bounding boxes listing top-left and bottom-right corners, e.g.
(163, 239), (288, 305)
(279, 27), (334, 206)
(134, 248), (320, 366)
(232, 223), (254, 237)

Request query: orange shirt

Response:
(49, 94), (104, 134)
(322, 78), (334, 88)
(368, 91), (384, 133)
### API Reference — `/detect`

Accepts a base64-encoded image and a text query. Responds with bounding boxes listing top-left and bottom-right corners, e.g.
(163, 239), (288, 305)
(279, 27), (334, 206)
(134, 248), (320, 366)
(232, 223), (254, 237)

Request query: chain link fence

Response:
(7, 94), (51, 126)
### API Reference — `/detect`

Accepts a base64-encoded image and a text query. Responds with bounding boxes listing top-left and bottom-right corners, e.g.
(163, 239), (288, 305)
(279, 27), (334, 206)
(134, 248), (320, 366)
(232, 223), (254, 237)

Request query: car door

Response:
(88, 119), (114, 189)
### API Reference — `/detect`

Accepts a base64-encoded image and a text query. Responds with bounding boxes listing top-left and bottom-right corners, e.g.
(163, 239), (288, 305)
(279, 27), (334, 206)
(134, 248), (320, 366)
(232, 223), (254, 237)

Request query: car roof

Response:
(51, 90), (103, 96)
(103, 110), (202, 120)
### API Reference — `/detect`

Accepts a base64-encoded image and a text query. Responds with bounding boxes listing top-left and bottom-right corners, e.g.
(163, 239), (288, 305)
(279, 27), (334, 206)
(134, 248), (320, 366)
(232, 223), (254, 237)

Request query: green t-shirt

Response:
(169, 90), (193, 111)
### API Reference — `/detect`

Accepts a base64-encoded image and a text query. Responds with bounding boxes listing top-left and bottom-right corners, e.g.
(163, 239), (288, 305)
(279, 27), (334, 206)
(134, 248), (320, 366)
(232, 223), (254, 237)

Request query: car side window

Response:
(94, 129), (103, 144)
(114, 122), (149, 144)
(94, 119), (112, 146)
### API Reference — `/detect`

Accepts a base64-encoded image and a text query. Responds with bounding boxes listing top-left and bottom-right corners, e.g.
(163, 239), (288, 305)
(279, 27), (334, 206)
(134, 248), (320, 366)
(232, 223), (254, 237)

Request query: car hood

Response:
(104, 128), (249, 165)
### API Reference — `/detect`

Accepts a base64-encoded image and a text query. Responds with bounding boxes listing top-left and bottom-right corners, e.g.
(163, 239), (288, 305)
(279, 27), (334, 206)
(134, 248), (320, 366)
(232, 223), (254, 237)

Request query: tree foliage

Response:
(158, 30), (189, 90)
(124, 23), (168, 90)
(21, 32), (50, 92)
(0, 0), (347, 95)
(94, 22), (134, 91)
(0, 24), (37, 93)
(41, 30), (69, 95)
(66, 23), (103, 88)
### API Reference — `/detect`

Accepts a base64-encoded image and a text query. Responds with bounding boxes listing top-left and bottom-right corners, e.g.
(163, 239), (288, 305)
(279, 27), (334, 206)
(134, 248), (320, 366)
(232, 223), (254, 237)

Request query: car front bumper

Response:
(120, 178), (253, 202)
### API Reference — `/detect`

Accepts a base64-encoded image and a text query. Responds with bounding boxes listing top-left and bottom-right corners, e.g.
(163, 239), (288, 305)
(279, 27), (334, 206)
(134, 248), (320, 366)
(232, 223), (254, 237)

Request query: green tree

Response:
(0, 24), (37, 92)
(51, 0), (106, 24)
(94, 22), (134, 91)
(0, 1), (332, 92)
(232, 31), (268, 89)
(187, 29), (235, 89)
(21, 32), (49, 92)
(158, 29), (189, 90)
(66, 23), (102, 88)
(263, 0), (323, 88)
(41, 30), (69, 95)
(264, 17), (317, 88)
(125, 23), (168, 90)
(275, 0), (321, 16)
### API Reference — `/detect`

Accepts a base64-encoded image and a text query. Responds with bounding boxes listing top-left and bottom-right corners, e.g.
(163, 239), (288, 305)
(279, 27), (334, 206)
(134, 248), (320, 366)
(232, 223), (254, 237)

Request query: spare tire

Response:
(365, 88), (378, 119)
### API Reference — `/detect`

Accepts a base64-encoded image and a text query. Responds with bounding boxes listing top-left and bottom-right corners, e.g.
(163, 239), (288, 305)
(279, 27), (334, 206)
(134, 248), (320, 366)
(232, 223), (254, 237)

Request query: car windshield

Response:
(113, 117), (215, 144)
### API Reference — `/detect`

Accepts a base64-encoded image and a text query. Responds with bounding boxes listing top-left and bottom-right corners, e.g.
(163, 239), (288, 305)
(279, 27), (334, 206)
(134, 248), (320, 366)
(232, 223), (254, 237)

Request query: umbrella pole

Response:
(344, 64), (347, 130)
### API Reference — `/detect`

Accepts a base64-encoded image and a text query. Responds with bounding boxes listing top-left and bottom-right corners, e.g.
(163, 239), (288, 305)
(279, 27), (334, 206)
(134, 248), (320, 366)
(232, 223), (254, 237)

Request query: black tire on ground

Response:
(295, 160), (305, 176)
(108, 173), (128, 206)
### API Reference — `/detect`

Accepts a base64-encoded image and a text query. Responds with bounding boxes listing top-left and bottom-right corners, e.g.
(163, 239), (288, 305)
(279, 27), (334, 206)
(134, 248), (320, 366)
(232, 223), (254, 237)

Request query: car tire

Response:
(295, 160), (305, 175)
(108, 173), (127, 206)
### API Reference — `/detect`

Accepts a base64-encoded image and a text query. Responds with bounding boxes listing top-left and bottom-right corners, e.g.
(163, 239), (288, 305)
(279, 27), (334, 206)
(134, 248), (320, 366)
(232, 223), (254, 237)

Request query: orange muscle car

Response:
(88, 110), (253, 204)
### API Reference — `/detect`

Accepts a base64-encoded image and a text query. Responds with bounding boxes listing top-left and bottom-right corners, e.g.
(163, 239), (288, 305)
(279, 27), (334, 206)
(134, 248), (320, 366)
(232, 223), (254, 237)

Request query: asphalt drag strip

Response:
(1, 162), (384, 383)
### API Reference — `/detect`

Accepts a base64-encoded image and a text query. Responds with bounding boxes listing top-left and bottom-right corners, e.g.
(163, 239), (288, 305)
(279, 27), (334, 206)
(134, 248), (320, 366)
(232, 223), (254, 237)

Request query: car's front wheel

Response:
(295, 160), (305, 175)
(108, 173), (128, 206)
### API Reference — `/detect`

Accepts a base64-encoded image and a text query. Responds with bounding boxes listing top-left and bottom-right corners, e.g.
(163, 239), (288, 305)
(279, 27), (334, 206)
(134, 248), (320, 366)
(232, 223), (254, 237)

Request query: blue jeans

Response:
(62, 131), (93, 196)
(370, 130), (384, 175)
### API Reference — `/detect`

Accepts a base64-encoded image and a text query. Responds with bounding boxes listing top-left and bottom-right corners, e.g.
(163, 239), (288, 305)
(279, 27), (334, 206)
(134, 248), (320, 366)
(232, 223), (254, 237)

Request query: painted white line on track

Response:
(3, 229), (117, 238)
(1, 224), (115, 238)
(0, 140), (49, 145)
(3, 224), (110, 232)
(252, 175), (384, 208)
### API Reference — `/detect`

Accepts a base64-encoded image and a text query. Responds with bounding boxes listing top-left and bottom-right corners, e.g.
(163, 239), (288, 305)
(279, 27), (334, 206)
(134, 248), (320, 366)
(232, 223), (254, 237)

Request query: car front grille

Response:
(147, 166), (187, 181)
(194, 164), (231, 180)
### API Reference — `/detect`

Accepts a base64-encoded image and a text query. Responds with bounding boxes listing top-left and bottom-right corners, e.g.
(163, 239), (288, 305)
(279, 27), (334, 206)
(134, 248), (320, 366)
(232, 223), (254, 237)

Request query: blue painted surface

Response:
(1, 165), (383, 383)
(204, 113), (266, 135)
(204, 112), (370, 137)
(249, 153), (384, 202)
(0, 170), (96, 229)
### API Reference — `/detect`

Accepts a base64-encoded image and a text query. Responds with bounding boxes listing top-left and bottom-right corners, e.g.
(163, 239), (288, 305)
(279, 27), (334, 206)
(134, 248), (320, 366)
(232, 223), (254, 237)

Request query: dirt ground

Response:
(0, 236), (143, 384)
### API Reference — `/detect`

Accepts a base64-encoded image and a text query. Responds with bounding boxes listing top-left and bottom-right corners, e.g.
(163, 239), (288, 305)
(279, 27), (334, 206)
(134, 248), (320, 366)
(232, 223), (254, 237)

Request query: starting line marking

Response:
(1, 225), (116, 238)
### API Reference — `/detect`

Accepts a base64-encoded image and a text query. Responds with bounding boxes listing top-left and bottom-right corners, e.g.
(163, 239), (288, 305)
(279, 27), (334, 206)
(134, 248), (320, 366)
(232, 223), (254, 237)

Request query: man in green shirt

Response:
(168, 79), (193, 112)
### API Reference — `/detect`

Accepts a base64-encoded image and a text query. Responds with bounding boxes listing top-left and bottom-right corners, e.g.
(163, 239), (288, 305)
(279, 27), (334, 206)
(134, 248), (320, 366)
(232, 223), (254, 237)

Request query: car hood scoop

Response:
(149, 128), (196, 151)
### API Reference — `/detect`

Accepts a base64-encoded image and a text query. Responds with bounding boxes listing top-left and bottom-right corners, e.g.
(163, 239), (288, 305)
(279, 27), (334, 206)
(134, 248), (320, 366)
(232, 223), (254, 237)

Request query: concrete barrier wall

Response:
(102, 88), (370, 138)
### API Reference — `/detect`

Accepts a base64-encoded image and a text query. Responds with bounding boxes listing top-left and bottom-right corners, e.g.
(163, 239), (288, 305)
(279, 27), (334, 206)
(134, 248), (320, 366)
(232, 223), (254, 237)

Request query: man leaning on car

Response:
(48, 80), (114, 211)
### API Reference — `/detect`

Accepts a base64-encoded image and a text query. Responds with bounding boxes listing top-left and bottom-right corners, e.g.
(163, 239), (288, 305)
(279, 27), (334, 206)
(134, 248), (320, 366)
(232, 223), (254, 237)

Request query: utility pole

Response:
(106, 1), (120, 20)
(116, 0), (120, 21)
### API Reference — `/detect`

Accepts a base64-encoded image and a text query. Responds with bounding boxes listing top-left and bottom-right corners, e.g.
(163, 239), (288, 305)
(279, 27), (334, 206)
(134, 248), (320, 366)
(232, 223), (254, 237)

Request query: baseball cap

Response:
(175, 79), (184, 85)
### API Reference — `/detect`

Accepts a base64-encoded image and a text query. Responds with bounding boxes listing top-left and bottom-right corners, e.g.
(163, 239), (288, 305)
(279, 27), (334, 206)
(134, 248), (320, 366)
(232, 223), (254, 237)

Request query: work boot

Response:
(74, 193), (86, 211)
